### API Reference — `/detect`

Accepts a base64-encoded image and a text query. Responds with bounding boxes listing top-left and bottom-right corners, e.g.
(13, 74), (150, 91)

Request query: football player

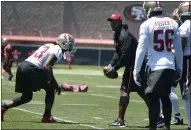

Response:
(106, 13), (150, 127)
(159, 6), (184, 127)
(2, 38), (14, 81)
(1, 33), (75, 123)
(178, 2), (191, 130)
(133, 1), (183, 130)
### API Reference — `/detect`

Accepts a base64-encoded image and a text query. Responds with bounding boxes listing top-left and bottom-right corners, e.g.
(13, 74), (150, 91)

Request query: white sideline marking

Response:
(3, 100), (44, 105)
(61, 104), (99, 106)
(143, 118), (149, 121)
(93, 117), (102, 120)
(13, 108), (104, 130)
(91, 93), (186, 109)
(96, 85), (119, 88)
(91, 93), (145, 103)
(11, 69), (123, 77)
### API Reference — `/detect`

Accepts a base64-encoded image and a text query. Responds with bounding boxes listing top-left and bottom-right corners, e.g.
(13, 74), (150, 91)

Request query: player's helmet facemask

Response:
(143, 1), (163, 19)
(56, 33), (75, 53)
(172, 8), (182, 26)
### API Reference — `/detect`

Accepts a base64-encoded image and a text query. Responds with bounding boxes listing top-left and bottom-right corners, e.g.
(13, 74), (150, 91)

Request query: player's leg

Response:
(160, 69), (174, 130)
(170, 85), (183, 125)
(146, 69), (173, 130)
(184, 91), (191, 130)
(161, 96), (172, 130)
(183, 56), (191, 130)
(7, 60), (13, 81)
(108, 67), (131, 127)
(41, 86), (57, 123)
(3, 60), (13, 80)
(1, 91), (33, 121)
(147, 93), (160, 130)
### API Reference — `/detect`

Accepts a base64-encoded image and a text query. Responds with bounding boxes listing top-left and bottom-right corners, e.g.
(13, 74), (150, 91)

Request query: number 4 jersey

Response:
(134, 15), (183, 74)
(26, 43), (63, 69)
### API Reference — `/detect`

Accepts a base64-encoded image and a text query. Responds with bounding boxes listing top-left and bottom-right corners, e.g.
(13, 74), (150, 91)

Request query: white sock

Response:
(170, 87), (181, 117)
(159, 99), (164, 118)
(184, 98), (191, 128)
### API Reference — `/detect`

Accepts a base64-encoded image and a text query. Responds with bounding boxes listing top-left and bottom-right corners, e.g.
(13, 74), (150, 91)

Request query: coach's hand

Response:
(103, 66), (118, 79)
(134, 72), (142, 87)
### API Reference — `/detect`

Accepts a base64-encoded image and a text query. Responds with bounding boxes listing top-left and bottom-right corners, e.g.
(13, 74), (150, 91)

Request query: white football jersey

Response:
(134, 15), (183, 74)
(26, 43), (63, 68)
(179, 20), (191, 56)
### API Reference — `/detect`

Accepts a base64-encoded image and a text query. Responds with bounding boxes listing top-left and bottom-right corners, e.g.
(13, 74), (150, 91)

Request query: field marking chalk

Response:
(93, 117), (103, 120)
(13, 107), (104, 130)
(61, 104), (99, 106)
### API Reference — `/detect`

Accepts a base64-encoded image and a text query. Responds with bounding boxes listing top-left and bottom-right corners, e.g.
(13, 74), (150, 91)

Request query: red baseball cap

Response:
(108, 13), (122, 21)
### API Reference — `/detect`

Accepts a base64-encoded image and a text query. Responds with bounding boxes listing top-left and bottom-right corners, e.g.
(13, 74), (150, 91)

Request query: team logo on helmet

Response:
(123, 4), (147, 22)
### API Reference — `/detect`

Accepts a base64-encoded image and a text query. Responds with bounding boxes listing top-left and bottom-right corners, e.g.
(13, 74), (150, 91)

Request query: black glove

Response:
(55, 85), (61, 95)
(48, 81), (61, 95)
(104, 67), (118, 79)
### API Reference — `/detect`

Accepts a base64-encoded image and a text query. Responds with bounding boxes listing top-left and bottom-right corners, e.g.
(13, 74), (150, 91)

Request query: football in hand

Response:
(103, 66), (118, 79)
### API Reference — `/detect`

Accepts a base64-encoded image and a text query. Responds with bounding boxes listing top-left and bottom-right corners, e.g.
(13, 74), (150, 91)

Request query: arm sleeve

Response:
(113, 35), (133, 71)
(109, 51), (119, 66)
(50, 46), (63, 63)
(179, 24), (189, 38)
(173, 29), (183, 69)
(133, 23), (149, 75)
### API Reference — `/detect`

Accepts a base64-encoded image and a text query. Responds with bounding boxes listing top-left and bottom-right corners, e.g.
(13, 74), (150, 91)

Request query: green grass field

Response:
(1, 65), (188, 129)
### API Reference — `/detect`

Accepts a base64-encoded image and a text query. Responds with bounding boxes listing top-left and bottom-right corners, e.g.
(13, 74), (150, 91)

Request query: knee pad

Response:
(119, 96), (129, 106)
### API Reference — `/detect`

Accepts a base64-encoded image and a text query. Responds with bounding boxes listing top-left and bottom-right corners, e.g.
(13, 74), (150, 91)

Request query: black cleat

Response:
(157, 116), (165, 128)
(108, 120), (126, 127)
(171, 117), (183, 125)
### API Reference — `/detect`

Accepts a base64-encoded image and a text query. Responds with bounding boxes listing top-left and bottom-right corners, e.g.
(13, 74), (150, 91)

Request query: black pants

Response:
(146, 69), (174, 129)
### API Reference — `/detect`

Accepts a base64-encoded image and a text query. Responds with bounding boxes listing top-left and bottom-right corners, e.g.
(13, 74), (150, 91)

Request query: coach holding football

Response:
(104, 13), (150, 127)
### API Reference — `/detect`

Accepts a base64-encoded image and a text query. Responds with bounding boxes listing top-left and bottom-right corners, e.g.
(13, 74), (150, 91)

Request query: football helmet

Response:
(143, 1), (163, 18)
(56, 33), (75, 52)
(172, 8), (182, 26)
(172, 8), (181, 21)
(178, 1), (191, 17)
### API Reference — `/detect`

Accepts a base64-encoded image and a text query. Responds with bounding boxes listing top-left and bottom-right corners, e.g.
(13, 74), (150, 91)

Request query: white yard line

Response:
(11, 69), (123, 76)
(61, 104), (99, 106)
(95, 85), (119, 88)
(90, 93), (186, 109)
(93, 117), (103, 120)
(13, 108), (104, 130)
(3, 100), (44, 105)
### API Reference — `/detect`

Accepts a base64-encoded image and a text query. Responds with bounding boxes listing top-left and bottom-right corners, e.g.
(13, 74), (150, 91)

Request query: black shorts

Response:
(15, 61), (48, 93)
(120, 61), (146, 93)
(145, 69), (175, 96)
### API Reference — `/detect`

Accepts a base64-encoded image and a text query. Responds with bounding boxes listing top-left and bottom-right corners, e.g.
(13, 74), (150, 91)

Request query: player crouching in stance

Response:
(1, 33), (75, 123)
(133, 1), (183, 130)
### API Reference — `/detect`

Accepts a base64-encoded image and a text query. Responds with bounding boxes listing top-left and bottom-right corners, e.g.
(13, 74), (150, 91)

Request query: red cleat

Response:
(1, 107), (7, 121)
(41, 114), (57, 123)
